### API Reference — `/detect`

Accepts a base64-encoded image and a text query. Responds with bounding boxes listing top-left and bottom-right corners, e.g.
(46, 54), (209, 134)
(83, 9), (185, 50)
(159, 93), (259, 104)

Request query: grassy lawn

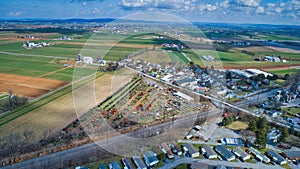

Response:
(227, 121), (249, 130)
(275, 79), (286, 86)
(86, 156), (123, 169)
(173, 163), (189, 169)
(282, 107), (299, 115)
(268, 68), (299, 75)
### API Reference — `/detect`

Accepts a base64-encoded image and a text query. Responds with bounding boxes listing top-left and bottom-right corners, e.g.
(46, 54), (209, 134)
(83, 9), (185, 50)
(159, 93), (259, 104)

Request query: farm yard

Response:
(74, 75), (212, 141)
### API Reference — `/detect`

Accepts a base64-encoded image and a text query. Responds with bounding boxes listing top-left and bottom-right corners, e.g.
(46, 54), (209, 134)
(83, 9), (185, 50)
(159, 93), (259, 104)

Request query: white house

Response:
(83, 56), (94, 64)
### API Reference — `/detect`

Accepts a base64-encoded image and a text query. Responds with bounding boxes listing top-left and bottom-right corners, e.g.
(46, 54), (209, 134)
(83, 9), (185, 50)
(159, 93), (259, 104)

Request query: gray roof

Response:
(122, 158), (134, 169)
(266, 150), (286, 163)
(283, 151), (300, 159)
(215, 145), (235, 160)
(203, 145), (217, 157)
(132, 156), (147, 169)
(233, 147), (249, 158)
(183, 143), (198, 154)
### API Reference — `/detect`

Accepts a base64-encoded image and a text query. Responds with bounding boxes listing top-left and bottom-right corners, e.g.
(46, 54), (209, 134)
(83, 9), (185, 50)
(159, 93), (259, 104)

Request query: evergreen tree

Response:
(281, 127), (289, 142)
(248, 118), (258, 132)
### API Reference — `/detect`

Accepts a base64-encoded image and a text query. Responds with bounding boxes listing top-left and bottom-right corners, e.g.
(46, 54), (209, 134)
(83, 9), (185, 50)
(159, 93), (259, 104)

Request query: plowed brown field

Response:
(0, 73), (68, 98)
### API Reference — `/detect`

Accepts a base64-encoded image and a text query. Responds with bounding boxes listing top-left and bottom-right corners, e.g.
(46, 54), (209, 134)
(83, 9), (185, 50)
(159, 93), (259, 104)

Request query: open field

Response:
(0, 68), (135, 140)
(235, 46), (300, 53)
(226, 121), (249, 130)
(0, 73), (68, 98)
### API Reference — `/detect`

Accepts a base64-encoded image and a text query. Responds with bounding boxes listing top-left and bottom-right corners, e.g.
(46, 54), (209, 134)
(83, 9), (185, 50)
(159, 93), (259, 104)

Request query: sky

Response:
(0, 0), (299, 25)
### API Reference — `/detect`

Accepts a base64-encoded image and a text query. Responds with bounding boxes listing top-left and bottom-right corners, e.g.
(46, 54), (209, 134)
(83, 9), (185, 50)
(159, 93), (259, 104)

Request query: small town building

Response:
(182, 143), (199, 158)
(281, 151), (300, 160)
(232, 147), (250, 161)
(143, 151), (159, 167)
(201, 145), (218, 159)
(108, 161), (121, 169)
(132, 156), (147, 169)
(220, 138), (244, 146)
(266, 150), (287, 165)
(122, 158), (134, 169)
(215, 145), (235, 161)
(248, 147), (270, 163)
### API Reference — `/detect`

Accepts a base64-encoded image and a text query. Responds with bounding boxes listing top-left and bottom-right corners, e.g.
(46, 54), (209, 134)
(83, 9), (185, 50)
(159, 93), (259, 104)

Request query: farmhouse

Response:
(143, 151), (159, 167)
(132, 156), (147, 169)
(83, 56), (94, 64)
(201, 145), (218, 159)
(266, 150), (287, 165)
(215, 145), (235, 161)
(182, 143), (199, 158)
(232, 147), (250, 161)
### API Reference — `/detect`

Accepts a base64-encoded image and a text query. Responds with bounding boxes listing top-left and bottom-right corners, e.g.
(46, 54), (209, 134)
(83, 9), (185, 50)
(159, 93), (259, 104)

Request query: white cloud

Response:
(118, 0), (196, 11)
(199, 4), (217, 12)
(234, 0), (261, 7)
(91, 7), (100, 14)
(7, 11), (23, 17)
(256, 6), (264, 14)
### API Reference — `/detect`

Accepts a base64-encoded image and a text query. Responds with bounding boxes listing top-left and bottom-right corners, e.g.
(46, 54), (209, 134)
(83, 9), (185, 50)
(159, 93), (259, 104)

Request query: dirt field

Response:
(0, 73), (68, 98)
(0, 69), (135, 140)
(235, 46), (300, 53)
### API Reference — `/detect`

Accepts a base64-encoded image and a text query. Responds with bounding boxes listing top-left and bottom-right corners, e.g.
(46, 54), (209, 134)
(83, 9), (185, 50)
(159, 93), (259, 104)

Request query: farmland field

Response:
(0, 73), (68, 98)
(0, 68), (135, 139)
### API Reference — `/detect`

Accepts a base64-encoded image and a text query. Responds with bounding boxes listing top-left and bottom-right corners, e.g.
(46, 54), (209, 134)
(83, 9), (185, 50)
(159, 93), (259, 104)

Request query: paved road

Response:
(158, 157), (283, 169)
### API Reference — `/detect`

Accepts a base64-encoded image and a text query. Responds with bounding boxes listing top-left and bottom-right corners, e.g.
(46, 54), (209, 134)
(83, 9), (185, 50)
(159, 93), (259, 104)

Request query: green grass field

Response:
(268, 68), (298, 75)
(0, 53), (75, 81)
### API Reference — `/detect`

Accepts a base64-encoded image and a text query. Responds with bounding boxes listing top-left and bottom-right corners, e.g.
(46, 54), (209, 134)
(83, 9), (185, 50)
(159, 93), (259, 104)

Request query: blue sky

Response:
(1, 0), (299, 25)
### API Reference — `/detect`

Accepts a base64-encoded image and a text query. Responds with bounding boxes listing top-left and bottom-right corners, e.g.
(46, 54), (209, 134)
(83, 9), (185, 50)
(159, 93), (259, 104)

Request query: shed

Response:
(232, 147), (250, 161)
(215, 145), (235, 161)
